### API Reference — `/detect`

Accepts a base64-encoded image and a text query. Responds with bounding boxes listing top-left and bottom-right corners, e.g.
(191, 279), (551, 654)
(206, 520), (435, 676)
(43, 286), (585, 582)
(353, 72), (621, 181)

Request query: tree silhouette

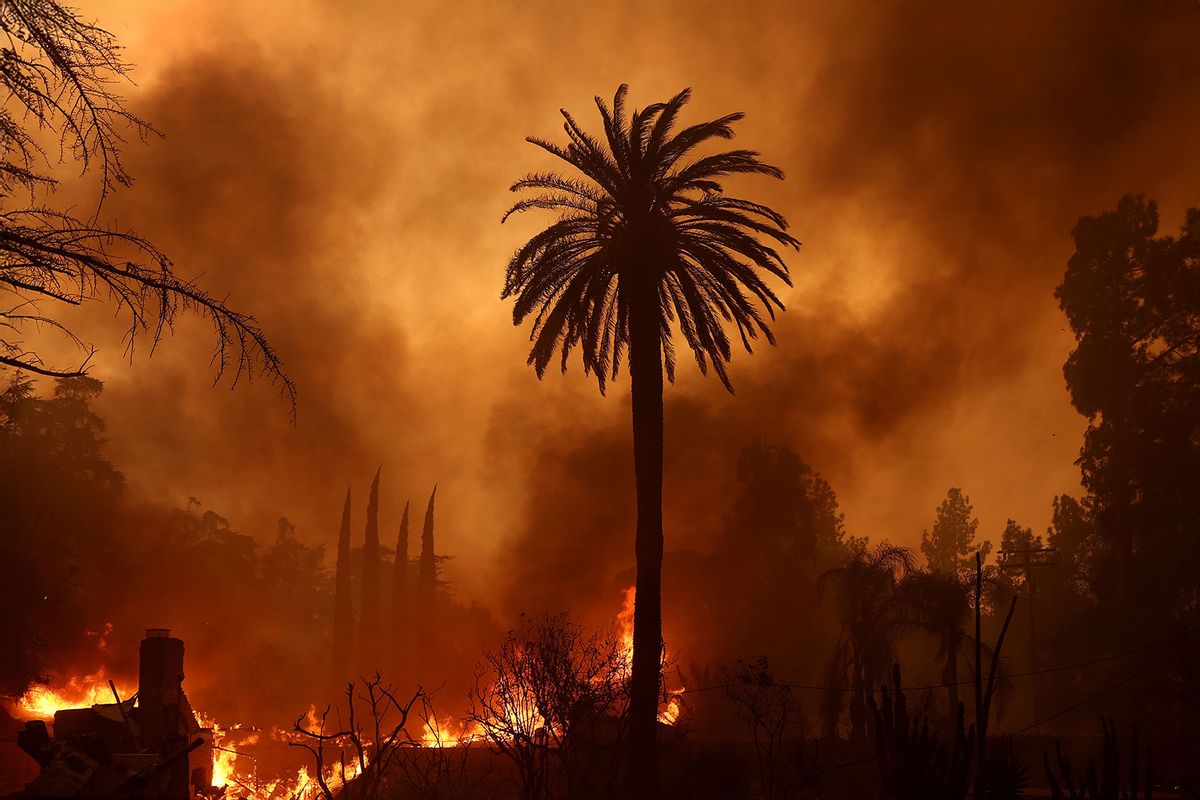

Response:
(359, 467), (382, 670)
(723, 442), (848, 563)
(391, 499), (410, 673)
(332, 487), (353, 683)
(817, 542), (915, 741)
(922, 489), (990, 576)
(1057, 195), (1199, 604)
(901, 568), (973, 714)
(501, 84), (798, 792)
(418, 484), (438, 616)
(0, 2), (293, 408)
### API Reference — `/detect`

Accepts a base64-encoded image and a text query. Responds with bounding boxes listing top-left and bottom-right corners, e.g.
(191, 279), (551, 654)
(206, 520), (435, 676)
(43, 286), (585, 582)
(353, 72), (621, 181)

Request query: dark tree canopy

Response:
(0, 0), (293, 410)
(723, 442), (850, 562)
(921, 488), (990, 575)
(1057, 195), (1199, 603)
(501, 84), (799, 393)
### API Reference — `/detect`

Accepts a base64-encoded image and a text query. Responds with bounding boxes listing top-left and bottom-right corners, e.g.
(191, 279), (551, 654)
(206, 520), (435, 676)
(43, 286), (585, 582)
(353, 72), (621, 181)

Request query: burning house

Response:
(15, 629), (214, 799)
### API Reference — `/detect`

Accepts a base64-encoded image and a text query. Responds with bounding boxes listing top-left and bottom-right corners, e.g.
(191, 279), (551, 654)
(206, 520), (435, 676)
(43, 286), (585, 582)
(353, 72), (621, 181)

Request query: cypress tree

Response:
(331, 487), (353, 682)
(418, 485), (437, 615)
(391, 500), (410, 672)
(359, 467), (382, 670)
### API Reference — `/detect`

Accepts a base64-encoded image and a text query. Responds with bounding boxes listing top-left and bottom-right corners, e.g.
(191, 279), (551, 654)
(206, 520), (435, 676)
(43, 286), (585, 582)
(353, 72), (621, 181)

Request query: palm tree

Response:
(899, 567), (1016, 729)
(502, 85), (798, 790)
(899, 568), (972, 713)
(817, 542), (916, 741)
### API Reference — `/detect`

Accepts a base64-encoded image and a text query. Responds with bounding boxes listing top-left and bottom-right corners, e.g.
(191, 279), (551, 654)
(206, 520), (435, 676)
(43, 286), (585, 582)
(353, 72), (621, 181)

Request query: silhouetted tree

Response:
(466, 613), (630, 800)
(360, 468), (382, 670)
(722, 657), (810, 800)
(0, 1), (292, 407)
(391, 500), (410, 672)
(418, 485), (438, 616)
(333, 487), (354, 682)
(723, 443), (851, 563)
(1045, 495), (1099, 604)
(922, 489), (990, 576)
(0, 373), (123, 695)
(1057, 195), (1199, 604)
(900, 569), (972, 714)
(818, 542), (916, 741)
(501, 84), (798, 793)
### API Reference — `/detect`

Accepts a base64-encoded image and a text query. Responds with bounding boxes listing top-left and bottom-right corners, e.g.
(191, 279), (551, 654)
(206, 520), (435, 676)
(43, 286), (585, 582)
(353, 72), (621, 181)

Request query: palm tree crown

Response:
(501, 84), (799, 391)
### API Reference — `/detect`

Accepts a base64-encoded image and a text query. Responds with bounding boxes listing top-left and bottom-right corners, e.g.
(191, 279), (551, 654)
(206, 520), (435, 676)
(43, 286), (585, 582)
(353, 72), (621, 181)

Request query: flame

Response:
(13, 667), (136, 720)
(11, 624), (134, 720)
(421, 716), (486, 748)
(616, 586), (686, 726)
(11, 638), (374, 800)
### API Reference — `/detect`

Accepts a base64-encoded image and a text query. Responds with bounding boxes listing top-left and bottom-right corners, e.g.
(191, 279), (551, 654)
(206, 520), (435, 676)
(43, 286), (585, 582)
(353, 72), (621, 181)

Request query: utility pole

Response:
(998, 546), (1056, 733)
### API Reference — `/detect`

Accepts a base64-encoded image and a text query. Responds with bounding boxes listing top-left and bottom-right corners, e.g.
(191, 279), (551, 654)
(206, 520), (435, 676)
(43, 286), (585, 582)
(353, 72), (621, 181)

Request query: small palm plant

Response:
(502, 84), (799, 791)
(818, 542), (916, 741)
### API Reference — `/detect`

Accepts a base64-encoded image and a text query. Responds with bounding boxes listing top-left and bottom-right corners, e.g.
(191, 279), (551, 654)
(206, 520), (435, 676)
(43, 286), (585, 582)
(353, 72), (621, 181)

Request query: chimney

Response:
(137, 628), (190, 798)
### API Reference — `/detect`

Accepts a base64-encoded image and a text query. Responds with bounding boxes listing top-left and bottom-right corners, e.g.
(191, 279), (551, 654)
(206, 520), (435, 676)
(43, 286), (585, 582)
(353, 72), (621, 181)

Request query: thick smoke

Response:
(58, 0), (1199, 625)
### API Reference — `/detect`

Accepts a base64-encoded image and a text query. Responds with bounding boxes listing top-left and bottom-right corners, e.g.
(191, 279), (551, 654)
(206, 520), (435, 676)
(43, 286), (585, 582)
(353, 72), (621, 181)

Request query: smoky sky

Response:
(57, 0), (1200, 616)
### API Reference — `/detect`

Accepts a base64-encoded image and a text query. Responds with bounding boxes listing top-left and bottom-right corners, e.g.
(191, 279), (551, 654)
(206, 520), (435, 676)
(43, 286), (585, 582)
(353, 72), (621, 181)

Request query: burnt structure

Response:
(16, 629), (213, 799)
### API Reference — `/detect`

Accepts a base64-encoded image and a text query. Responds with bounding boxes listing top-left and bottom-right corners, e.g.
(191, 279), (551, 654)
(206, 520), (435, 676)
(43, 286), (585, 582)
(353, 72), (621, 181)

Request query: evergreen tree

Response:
(391, 500), (410, 672)
(921, 488), (990, 574)
(1045, 495), (1099, 603)
(723, 442), (849, 562)
(359, 467), (382, 670)
(331, 487), (353, 682)
(1056, 195), (1200, 603)
(418, 485), (438, 615)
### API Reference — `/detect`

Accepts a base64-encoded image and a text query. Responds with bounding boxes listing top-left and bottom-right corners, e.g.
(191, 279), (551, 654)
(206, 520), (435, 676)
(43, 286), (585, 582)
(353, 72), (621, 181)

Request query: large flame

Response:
(10, 625), (134, 720)
(13, 668), (137, 719)
(12, 601), (683, 799)
(421, 716), (486, 748)
(616, 586), (685, 726)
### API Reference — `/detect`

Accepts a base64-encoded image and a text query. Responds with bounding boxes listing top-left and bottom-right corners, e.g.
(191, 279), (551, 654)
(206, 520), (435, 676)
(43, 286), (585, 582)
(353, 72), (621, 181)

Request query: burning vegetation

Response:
(2, 0), (1199, 799)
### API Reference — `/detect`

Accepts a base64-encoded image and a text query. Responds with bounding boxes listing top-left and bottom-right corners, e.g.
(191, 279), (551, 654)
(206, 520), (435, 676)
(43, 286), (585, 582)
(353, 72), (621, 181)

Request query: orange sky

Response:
(58, 0), (1200, 612)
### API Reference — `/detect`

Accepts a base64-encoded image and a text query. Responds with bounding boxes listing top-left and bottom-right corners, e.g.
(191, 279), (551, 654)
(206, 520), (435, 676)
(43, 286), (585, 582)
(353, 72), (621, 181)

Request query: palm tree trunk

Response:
(627, 274), (664, 798)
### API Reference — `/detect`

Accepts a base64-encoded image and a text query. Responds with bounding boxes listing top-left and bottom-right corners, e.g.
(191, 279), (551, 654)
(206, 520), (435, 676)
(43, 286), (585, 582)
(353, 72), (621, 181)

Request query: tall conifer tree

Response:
(359, 468), (382, 670)
(391, 500), (410, 672)
(332, 487), (353, 681)
(418, 485), (437, 615)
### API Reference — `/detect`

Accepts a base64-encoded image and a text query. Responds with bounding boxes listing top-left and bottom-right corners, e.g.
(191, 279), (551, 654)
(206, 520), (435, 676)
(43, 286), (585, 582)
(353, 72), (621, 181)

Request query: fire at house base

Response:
(14, 628), (214, 799)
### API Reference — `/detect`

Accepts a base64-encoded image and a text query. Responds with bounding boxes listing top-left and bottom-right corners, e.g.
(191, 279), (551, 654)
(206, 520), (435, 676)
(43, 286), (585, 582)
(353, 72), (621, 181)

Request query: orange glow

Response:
(12, 668), (136, 720)
(421, 716), (486, 748)
(616, 586), (686, 726)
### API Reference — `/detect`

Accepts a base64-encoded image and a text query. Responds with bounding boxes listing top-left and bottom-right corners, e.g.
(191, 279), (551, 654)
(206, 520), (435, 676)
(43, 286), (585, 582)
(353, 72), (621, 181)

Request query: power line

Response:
(678, 635), (1173, 696)
(1010, 655), (1171, 737)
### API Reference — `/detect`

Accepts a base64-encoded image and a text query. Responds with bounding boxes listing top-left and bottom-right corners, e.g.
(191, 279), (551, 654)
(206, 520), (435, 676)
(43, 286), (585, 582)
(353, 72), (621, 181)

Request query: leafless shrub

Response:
(723, 657), (812, 800)
(289, 674), (422, 800)
(466, 613), (629, 800)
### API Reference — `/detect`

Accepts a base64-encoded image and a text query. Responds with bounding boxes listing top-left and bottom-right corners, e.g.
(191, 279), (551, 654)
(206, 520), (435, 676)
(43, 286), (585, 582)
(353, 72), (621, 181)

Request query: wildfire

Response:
(13, 667), (136, 720)
(10, 623), (136, 720)
(421, 716), (486, 748)
(13, 602), (685, 800)
(616, 586), (686, 726)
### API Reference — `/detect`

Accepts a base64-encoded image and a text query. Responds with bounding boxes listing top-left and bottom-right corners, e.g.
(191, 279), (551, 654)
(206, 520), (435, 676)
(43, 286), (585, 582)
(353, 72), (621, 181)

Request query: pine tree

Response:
(921, 488), (990, 575)
(391, 500), (410, 673)
(359, 467), (382, 671)
(331, 487), (353, 682)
